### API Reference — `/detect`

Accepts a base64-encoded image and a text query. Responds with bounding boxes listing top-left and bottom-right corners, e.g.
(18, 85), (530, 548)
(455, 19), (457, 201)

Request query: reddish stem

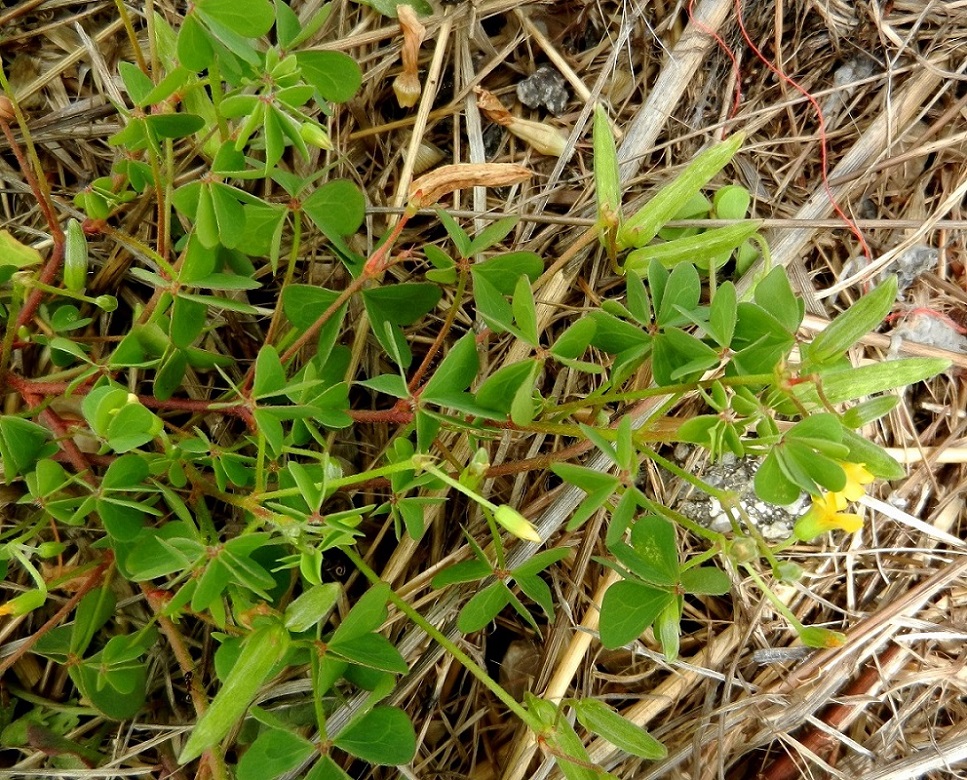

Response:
(36, 406), (97, 483)
(0, 551), (114, 676)
(6, 373), (254, 424)
(350, 402), (414, 425)
(757, 643), (903, 780)
(240, 213), (412, 394)
(0, 119), (66, 328)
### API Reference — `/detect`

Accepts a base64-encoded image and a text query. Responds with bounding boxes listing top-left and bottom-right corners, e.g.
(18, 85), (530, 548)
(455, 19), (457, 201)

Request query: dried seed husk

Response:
(412, 139), (445, 174)
(606, 68), (636, 105)
(474, 86), (514, 126)
(393, 72), (421, 109)
(505, 118), (567, 157)
(394, 4), (426, 109)
(408, 163), (532, 209)
(474, 86), (567, 156)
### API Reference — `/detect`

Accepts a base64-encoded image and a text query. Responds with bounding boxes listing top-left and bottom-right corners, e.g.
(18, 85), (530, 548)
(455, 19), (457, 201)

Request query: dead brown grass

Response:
(1, 0), (967, 778)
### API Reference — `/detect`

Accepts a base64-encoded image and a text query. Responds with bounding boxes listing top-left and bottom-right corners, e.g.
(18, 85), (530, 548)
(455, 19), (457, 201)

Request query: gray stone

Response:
(516, 64), (569, 116)
(675, 453), (806, 540)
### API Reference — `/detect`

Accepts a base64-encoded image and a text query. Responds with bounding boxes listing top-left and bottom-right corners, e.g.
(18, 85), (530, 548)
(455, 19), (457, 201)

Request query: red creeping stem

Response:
(687, 0), (873, 262)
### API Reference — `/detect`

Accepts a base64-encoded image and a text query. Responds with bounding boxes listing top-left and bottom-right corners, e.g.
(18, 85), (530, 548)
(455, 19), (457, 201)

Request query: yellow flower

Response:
(794, 492), (863, 540)
(837, 461), (874, 502)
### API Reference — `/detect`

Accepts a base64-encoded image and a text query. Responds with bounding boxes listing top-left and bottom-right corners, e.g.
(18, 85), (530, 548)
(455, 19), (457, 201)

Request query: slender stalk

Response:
(741, 564), (805, 633)
(239, 214), (411, 394)
(407, 261), (469, 391)
(343, 547), (541, 731)
(262, 208), (302, 347)
(141, 585), (230, 780)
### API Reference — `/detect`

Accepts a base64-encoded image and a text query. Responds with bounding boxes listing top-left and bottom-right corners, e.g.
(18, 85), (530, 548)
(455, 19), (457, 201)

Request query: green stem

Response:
(206, 58), (230, 143)
(256, 458), (419, 500)
(408, 261), (469, 392)
(114, 0), (148, 72)
(242, 211), (412, 394)
(254, 429), (267, 494)
(482, 508), (507, 571)
(417, 462), (498, 513)
(640, 496), (723, 546)
(741, 564), (805, 632)
(637, 444), (732, 502)
(19, 279), (108, 308)
(548, 373), (776, 417)
(309, 653), (329, 741)
(102, 223), (178, 279)
(262, 210), (302, 347)
(342, 547), (541, 731)
(0, 278), (24, 386)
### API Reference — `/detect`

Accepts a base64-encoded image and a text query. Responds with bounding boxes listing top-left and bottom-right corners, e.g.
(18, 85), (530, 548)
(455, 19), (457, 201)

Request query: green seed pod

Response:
(63, 218), (89, 292)
(37, 541), (67, 558)
(729, 537), (758, 563)
(593, 103), (620, 229)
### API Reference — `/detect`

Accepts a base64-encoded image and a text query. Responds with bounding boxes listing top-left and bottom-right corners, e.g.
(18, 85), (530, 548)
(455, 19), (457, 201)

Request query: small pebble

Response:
(516, 64), (569, 116)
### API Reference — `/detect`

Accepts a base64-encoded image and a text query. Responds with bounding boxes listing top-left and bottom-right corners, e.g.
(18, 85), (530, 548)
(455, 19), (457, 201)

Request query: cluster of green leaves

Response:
(517, 106), (948, 655)
(180, 583), (415, 776)
(528, 694), (667, 778)
(0, 0), (421, 776)
(0, 5), (953, 771)
(32, 588), (158, 720)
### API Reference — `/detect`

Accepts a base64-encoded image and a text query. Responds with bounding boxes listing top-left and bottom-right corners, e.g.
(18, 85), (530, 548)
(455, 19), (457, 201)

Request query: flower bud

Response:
(0, 590), (46, 617)
(37, 542), (67, 558)
(460, 448), (490, 493)
(299, 122), (332, 150)
(494, 505), (542, 543)
(730, 537), (757, 563)
(0, 95), (15, 121)
(799, 626), (847, 649)
(95, 295), (118, 312)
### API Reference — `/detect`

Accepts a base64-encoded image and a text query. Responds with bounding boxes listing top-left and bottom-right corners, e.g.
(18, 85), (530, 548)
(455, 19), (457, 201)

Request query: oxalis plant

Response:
(0, 1), (950, 777)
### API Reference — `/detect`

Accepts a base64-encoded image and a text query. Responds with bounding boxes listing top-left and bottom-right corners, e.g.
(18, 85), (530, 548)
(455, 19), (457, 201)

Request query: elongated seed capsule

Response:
(63, 218), (89, 292)
(179, 621), (289, 763)
(617, 133), (745, 250)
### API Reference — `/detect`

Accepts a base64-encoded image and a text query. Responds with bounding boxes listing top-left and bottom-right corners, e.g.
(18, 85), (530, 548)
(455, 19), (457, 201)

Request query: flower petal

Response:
(839, 461), (874, 501)
(830, 511), (863, 533)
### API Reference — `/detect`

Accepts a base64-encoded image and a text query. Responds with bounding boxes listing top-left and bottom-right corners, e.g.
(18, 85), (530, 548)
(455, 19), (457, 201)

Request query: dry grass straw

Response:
(1, 0), (967, 778)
